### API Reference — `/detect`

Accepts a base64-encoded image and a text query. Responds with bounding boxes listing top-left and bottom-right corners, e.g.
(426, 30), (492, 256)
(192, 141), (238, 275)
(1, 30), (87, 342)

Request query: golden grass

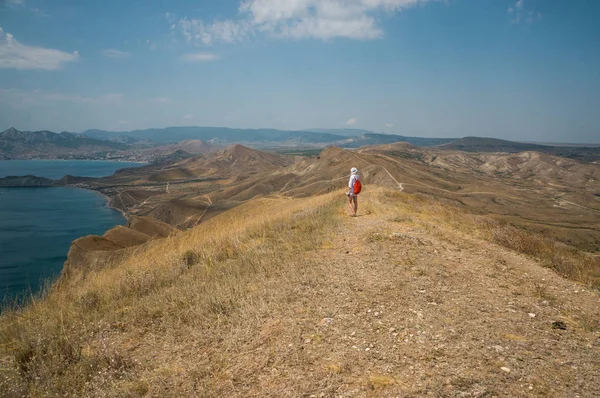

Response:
(368, 375), (396, 390)
(1, 187), (596, 397)
(0, 192), (341, 397)
(380, 191), (600, 289)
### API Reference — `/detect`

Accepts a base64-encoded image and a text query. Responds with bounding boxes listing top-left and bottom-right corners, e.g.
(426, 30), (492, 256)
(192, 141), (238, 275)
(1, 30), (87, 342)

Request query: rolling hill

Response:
(33, 141), (593, 258)
(1, 140), (600, 396)
(439, 136), (600, 162)
(1, 186), (599, 397)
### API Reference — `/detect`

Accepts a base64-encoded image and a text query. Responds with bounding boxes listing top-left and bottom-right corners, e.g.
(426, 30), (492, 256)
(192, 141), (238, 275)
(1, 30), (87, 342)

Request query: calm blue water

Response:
(0, 160), (144, 180)
(0, 161), (144, 306)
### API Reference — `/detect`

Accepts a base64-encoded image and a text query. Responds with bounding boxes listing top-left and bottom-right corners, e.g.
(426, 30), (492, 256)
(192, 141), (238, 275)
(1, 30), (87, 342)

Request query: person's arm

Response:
(348, 175), (355, 194)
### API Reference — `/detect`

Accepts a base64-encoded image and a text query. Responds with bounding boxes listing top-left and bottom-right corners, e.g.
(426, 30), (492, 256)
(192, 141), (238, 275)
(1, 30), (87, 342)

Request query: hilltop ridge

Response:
(1, 188), (598, 397)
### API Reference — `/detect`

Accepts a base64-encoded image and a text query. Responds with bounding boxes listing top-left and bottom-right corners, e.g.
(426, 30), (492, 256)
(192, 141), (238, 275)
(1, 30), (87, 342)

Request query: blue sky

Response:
(0, 0), (599, 143)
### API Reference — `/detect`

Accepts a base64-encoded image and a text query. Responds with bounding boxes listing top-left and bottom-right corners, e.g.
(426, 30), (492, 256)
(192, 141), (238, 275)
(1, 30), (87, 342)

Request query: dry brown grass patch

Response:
(0, 192), (341, 397)
(379, 190), (600, 289)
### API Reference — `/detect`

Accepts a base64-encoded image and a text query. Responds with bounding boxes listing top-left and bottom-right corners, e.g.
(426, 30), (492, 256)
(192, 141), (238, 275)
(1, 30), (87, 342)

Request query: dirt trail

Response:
(178, 195), (213, 227)
(237, 196), (600, 397)
(37, 191), (598, 397)
(353, 153), (404, 192)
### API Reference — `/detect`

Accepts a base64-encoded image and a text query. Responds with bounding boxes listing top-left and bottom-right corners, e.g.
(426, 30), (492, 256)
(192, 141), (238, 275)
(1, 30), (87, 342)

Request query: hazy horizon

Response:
(3, 124), (600, 146)
(1, 0), (599, 144)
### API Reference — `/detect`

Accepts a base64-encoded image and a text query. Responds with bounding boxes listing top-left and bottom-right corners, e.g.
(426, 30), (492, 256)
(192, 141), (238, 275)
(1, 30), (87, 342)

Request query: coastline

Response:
(92, 188), (129, 219)
(0, 160), (147, 306)
(71, 185), (129, 220)
(0, 185), (129, 306)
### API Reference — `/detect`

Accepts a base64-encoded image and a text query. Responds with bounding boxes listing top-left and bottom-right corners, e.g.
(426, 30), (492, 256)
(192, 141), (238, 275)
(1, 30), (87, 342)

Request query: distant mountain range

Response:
(0, 127), (127, 160)
(81, 127), (346, 145)
(80, 126), (454, 147)
(2, 127), (599, 162)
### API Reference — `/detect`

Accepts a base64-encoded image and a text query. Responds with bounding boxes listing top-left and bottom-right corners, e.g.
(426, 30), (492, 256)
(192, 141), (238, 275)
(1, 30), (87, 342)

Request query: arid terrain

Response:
(0, 143), (599, 397)
(64, 142), (599, 253)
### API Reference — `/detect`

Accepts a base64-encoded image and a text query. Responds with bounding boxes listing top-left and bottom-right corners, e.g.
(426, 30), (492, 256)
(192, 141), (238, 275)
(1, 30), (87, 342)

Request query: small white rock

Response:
(500, 367), (511, 373)
(389, 327), (396, 333)
(528, 313), (536, 318)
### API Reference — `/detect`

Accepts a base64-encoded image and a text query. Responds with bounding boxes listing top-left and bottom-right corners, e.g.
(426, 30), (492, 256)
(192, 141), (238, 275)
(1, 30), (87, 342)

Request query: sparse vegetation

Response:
(0, 193), (340, 396)
(382, 191), (600, 289)
(1, 188), (598, 397)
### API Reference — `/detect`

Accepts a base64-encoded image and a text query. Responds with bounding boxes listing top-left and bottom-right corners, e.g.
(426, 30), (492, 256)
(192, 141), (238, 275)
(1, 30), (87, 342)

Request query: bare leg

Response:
(353, 196), (358, 215)
(347, 194), (355, 215)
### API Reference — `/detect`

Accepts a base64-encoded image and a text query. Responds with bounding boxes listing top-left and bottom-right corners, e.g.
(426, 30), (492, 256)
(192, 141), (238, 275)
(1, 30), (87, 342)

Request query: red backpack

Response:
(353, 179), (362, 195)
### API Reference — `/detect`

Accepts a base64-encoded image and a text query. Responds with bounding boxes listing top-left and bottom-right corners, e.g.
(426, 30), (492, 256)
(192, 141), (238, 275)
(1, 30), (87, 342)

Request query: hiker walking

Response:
(347, 167), (361, 217)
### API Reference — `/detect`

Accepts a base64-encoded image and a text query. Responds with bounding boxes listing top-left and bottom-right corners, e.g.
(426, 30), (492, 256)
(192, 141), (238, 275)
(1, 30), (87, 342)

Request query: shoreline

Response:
(95, 190), (129, 220)
(0, 185), (130, 307)
(75, 186), (129, 220)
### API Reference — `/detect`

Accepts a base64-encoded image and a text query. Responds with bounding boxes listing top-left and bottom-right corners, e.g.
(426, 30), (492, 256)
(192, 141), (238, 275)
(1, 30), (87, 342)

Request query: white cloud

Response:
(179, 18), (252, 45)
(101, 49), (131, 59)
(384, 123), (394, 128)
(0, 27), (79, 70)
(346, 117), (357, 126)
(508, 0), (540, 24)
(118, 120), (129, 125)
(177, 0), (435, 44)
(183, 114), (195, 120)
(182, 52), (219, 62)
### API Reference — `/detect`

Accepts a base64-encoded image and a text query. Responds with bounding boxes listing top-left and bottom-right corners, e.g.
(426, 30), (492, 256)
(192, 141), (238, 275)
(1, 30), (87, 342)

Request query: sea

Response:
(0, 160), (145, 306)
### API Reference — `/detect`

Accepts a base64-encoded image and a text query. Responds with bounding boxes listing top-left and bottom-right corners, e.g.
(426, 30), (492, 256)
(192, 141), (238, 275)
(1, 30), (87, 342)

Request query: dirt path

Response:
(178, 195), (213, 228)
(259, 197), (600, 397)
(49, 191), (599, 397)
(353, 153), (404, 192)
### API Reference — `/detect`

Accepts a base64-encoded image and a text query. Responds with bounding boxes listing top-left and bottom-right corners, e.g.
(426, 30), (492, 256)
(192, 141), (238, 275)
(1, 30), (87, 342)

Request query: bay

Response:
(0, 160), (145, 306)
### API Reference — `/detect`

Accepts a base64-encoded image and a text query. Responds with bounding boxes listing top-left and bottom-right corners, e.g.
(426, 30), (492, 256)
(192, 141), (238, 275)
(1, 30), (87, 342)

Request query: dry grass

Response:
(1, 187), (597, 397)
(0, 193), (341, 397)
(380, 191), (600, 289)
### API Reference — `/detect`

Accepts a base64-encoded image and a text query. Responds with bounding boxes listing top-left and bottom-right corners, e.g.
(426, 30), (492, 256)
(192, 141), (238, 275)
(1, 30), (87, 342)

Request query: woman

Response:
(347, 167), (361, 217)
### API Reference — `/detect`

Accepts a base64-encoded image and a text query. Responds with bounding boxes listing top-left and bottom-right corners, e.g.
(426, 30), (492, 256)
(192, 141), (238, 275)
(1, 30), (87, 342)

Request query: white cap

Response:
(351, 167), (358, 174)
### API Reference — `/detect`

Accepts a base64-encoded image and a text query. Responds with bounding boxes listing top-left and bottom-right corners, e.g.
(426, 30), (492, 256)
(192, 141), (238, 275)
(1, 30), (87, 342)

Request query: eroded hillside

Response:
(1, 188), (599, 397)
(54, 144), (599, 287)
